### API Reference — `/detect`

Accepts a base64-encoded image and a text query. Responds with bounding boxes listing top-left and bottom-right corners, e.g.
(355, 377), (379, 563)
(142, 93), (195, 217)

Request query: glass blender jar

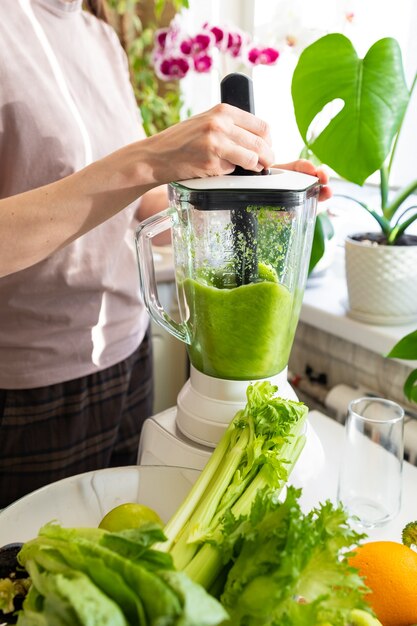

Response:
(135, 167), (320, 445)
(136, 71), (321, 447)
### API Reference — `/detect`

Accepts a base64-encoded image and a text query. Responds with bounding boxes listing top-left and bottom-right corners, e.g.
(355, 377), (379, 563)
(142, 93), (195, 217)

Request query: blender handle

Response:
(221, 72), (260, 284)
(135, 209), (190, 344)
(221, 72), (260, 177)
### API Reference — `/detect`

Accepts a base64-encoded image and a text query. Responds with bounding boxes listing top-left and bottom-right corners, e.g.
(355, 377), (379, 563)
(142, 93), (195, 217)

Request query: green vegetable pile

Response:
(160, 381), (380, 625)
(1, 382), (382, 626)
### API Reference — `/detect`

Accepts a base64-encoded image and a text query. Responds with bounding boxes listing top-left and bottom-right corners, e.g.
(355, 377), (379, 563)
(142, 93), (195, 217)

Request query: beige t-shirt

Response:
(0, 0), (150, 388)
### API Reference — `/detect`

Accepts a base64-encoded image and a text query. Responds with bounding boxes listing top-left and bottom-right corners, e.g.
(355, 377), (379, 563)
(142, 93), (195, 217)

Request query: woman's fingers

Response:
(190, 104), (274, 173)
(149, 104), (274, 181)
(274, 159), (332, 202)
(223, 123), (275, 171)
(147, 106), (333, 193)
(218, 104), (273, 146)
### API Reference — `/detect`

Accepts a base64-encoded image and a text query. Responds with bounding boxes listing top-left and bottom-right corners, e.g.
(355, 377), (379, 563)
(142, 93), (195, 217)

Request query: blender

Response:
(136, 74), (324, 479)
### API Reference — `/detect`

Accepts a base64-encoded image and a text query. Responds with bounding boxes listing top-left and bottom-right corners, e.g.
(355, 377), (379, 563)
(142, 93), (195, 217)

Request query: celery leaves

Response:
(220, 486), (372, 626)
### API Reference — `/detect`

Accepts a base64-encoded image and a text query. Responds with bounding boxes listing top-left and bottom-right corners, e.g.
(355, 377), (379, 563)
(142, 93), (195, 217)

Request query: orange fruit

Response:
(349, 541), (417, 626)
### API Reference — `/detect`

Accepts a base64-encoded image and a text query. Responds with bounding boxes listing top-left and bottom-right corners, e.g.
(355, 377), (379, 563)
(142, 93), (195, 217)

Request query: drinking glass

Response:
(337, 397), (404, 528)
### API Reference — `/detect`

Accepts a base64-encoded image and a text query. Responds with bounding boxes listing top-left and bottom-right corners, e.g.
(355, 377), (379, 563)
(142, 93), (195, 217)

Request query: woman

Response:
(0, 0), (330, 508)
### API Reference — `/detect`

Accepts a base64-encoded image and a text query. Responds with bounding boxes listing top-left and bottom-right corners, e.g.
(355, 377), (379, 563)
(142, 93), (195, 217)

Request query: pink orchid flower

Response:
(193, 53), (213, 73)
(247, 47), (280, 65)
(151, 19), (280, 80)
(202, 24), (225, 47)
(180, 32), (214, 56)
(154, 28), (169, 51)
(226, 31), (244, 57)
(155, 56), (190, 81)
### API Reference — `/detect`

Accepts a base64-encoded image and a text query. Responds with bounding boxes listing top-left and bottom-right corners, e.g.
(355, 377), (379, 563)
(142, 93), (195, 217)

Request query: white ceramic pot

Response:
(345, 235), (417, 325)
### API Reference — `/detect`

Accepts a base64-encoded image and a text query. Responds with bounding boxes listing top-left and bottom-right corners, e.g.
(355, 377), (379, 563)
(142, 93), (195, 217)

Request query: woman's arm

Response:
(0, 104), (273, 277)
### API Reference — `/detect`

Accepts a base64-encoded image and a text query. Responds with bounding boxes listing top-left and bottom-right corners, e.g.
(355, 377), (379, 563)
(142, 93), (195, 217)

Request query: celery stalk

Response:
(161, 422), (236, 551)
(182, 419), (307, 589)
(163, 382), (309, 589)
(170, 426), (250, 569)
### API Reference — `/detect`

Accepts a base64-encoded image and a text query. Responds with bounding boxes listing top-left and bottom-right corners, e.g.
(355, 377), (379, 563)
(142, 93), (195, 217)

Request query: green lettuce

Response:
(16, 523), (228, 626)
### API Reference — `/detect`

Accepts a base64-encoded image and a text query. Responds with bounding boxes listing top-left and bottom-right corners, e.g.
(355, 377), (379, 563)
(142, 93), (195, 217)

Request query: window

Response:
(181, 0), (417, 189)
(252, 0), (417, 187)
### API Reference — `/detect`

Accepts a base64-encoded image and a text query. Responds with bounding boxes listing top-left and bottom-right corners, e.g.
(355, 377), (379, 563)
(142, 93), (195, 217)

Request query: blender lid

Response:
(170, 167), (320, 210)
(175, 167), (319, 192)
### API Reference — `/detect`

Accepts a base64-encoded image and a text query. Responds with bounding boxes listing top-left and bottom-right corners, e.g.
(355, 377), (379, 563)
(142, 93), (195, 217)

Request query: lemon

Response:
(98, 502), (163, 532)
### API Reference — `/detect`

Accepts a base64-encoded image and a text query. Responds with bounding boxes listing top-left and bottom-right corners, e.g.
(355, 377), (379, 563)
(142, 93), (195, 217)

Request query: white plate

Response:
(0, 466), (199, 545)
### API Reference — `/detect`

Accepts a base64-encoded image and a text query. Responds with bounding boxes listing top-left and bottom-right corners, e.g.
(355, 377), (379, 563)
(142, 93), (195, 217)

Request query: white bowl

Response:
(0, 466), (199, 545)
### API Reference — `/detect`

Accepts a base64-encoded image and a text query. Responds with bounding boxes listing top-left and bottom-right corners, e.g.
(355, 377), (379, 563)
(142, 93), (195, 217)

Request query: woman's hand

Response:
(144, 103), (275, 183)
(275, 159), (332, 202)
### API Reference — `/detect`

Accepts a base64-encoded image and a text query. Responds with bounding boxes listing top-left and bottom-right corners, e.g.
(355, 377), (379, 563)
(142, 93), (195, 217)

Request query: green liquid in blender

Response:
(183, 270), (294, 380)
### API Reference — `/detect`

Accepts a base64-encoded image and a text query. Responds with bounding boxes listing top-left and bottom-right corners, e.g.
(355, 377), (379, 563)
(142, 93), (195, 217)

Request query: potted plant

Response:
(291, 33), (417, 324)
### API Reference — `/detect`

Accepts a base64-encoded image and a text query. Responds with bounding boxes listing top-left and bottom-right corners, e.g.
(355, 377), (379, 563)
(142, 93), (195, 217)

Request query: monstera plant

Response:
(292, 34), (417, 324)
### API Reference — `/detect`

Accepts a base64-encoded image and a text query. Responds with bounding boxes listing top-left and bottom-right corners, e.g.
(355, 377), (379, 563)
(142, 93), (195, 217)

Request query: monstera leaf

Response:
(292, 34), (410, 185)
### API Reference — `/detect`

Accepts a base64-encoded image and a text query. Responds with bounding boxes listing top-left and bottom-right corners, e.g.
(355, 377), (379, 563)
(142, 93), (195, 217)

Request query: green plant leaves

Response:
(387, 329), (417, 360)
(292, 34), (409, 185)
(308, 211), (334, 276)
(404, 369), (417, 403)
(387, 329), (417, 403)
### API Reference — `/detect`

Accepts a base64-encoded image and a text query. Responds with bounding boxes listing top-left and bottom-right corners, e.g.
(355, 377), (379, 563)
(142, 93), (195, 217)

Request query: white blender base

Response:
(176, 365), (298, 447)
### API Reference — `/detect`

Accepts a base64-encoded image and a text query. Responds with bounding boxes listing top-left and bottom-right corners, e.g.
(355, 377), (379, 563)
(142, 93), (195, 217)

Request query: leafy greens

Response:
(219, 486), (374, 626)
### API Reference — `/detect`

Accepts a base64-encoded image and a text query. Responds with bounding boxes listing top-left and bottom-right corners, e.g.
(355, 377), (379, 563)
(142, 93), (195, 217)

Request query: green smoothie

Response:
(182, 271), (294, 380)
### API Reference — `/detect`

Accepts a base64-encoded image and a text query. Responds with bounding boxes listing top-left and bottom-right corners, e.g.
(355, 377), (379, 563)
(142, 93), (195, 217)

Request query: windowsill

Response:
(302, 244), (417, 366)
(300, 178), (417, 366)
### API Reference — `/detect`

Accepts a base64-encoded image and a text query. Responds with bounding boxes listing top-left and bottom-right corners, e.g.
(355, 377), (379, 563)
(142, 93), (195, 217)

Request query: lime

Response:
(98, 502), (163, 532)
